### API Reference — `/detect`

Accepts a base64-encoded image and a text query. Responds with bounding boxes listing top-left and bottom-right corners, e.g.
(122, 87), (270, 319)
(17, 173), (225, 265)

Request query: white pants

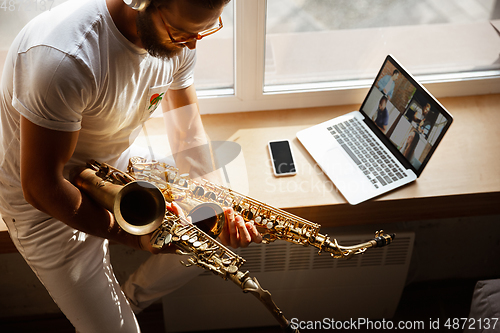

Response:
(4, 215), (202, 333)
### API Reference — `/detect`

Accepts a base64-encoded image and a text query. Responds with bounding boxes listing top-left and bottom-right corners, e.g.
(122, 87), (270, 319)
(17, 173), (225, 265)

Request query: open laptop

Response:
(297, 55), (453, 205)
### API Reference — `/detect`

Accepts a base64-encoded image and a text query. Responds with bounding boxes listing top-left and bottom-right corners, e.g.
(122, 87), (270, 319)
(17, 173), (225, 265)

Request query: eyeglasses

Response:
(157, 9), (223, 45)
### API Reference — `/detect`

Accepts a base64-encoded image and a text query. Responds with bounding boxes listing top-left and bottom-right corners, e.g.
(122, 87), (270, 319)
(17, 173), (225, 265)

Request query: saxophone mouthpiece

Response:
(372, 231), (395, 248)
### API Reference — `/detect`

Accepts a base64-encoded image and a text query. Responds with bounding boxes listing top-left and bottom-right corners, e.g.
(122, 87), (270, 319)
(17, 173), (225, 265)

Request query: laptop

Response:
(297, 55), (453, 205)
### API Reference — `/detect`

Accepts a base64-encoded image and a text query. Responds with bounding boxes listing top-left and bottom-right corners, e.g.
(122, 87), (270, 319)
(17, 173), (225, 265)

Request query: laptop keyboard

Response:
(327, 118), (407, 189)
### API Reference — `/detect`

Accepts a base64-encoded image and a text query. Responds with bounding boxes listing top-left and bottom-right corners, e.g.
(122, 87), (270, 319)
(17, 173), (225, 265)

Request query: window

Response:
(265, 0), (500, 89)
(199, 0), (500, 113)
(0, 1), (61, 50)
(2, 0), (499, 114)
(192, 1), (234, 93)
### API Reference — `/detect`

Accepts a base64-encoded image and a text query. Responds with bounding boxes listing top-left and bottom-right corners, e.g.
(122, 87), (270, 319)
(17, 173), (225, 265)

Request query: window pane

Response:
(1, 1), (67, 51)
(194, 1), (234, 92)
(265, 0), (500, 89)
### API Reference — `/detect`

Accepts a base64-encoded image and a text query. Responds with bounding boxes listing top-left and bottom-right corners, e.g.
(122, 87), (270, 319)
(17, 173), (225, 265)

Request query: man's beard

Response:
(136, 8), (184, 60)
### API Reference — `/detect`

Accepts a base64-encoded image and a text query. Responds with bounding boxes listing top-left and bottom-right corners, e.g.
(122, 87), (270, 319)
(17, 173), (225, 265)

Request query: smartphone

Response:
(268, 140), (297, 177)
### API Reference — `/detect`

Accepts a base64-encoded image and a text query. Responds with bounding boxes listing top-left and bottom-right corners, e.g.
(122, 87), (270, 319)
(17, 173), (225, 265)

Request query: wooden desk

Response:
(201, 93), (500, 226)
(1, 94), (499, 253)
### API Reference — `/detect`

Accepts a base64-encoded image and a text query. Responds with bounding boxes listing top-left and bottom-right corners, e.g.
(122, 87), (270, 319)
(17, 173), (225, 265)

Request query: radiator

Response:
(162, 230), (414, 332)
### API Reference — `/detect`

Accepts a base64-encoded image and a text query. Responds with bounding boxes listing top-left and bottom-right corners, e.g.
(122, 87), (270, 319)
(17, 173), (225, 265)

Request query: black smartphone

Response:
(268, 140), (297, 177)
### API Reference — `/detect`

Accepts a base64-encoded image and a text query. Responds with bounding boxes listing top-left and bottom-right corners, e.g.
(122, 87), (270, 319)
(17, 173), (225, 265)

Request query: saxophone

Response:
(126, 156), (395, 259)
(73, 160), (299, 333)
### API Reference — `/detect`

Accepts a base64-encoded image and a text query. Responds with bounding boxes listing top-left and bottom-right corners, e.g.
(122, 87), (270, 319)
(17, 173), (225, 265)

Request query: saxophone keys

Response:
(167, 171), (176, 182)
(254, 216), (262, 224)
(174, 226), (189, 237)
(130, 156), (146, 165)
(205, 192), (217, 201)
(181, 234), (190, 242)
(193, 241), (202, 248)
(132, 164), (145, 171)
(227, 265), (238, 274)
(193, 186), (204, 197)
(163, 233), (172, 246)
(150, 231), (172, 249)
(241, 210), (253, 221)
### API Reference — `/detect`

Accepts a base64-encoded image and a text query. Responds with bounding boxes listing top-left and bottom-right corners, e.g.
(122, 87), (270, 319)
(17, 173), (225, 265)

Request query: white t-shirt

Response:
(0, 0), (196, 219)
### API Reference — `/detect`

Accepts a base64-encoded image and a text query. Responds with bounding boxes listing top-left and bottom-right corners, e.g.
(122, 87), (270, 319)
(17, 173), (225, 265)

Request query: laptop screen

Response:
(359, 55), (453, 176)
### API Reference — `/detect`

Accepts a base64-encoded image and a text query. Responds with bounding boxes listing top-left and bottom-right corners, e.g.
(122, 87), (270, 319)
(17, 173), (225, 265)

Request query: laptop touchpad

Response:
(319, 147), (358, 177)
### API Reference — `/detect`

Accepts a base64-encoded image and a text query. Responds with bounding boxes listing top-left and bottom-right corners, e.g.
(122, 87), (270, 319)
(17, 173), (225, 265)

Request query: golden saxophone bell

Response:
(114, 181), (166, 235)
(73, 168), (166, 235)
(179, 202), (225, 239)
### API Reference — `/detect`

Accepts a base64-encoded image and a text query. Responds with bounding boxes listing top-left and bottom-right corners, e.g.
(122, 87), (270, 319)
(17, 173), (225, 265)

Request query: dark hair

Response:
(392, 69), (400, 75)
(379, 95), (388, 104)
(154, 0), (231, 9)
(403, 129), (420, 160)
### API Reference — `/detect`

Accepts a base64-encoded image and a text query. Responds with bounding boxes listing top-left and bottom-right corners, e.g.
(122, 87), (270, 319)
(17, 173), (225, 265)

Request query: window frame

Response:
(197, 0), (500, 114)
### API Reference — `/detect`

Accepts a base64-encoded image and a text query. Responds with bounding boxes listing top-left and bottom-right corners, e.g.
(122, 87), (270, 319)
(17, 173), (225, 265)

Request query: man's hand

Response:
(139, 203), (263, 252)
(218, 207), (263, 248)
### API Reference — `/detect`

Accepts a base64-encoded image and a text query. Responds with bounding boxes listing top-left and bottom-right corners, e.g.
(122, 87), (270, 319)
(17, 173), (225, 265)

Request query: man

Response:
(0, 0), (261, 331)
(377, 69), (399, 100)
(372, 95), (390, 133)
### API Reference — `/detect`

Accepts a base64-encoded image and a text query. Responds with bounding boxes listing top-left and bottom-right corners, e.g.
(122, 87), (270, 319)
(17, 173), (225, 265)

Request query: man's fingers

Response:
(218, 213), (230, 245)
(235, 216), (251, 248)
(166, 201), (182, 215)
(166, 201), (193, 225)
(223, 207), (239, 248)
(224, 206), (235, 221)
(218, 207), (264, 248)
(246, 221), (263, 244)
(229, 217), (239, 249)
(154, 199), (261, 249)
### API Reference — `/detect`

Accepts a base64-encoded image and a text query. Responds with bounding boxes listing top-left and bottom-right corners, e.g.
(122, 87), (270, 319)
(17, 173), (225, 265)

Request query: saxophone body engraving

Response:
(127, 156), (395, 259)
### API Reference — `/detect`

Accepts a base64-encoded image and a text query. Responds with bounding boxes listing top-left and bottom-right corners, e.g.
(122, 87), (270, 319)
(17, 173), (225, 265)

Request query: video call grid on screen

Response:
(360, 56), (452, 175)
